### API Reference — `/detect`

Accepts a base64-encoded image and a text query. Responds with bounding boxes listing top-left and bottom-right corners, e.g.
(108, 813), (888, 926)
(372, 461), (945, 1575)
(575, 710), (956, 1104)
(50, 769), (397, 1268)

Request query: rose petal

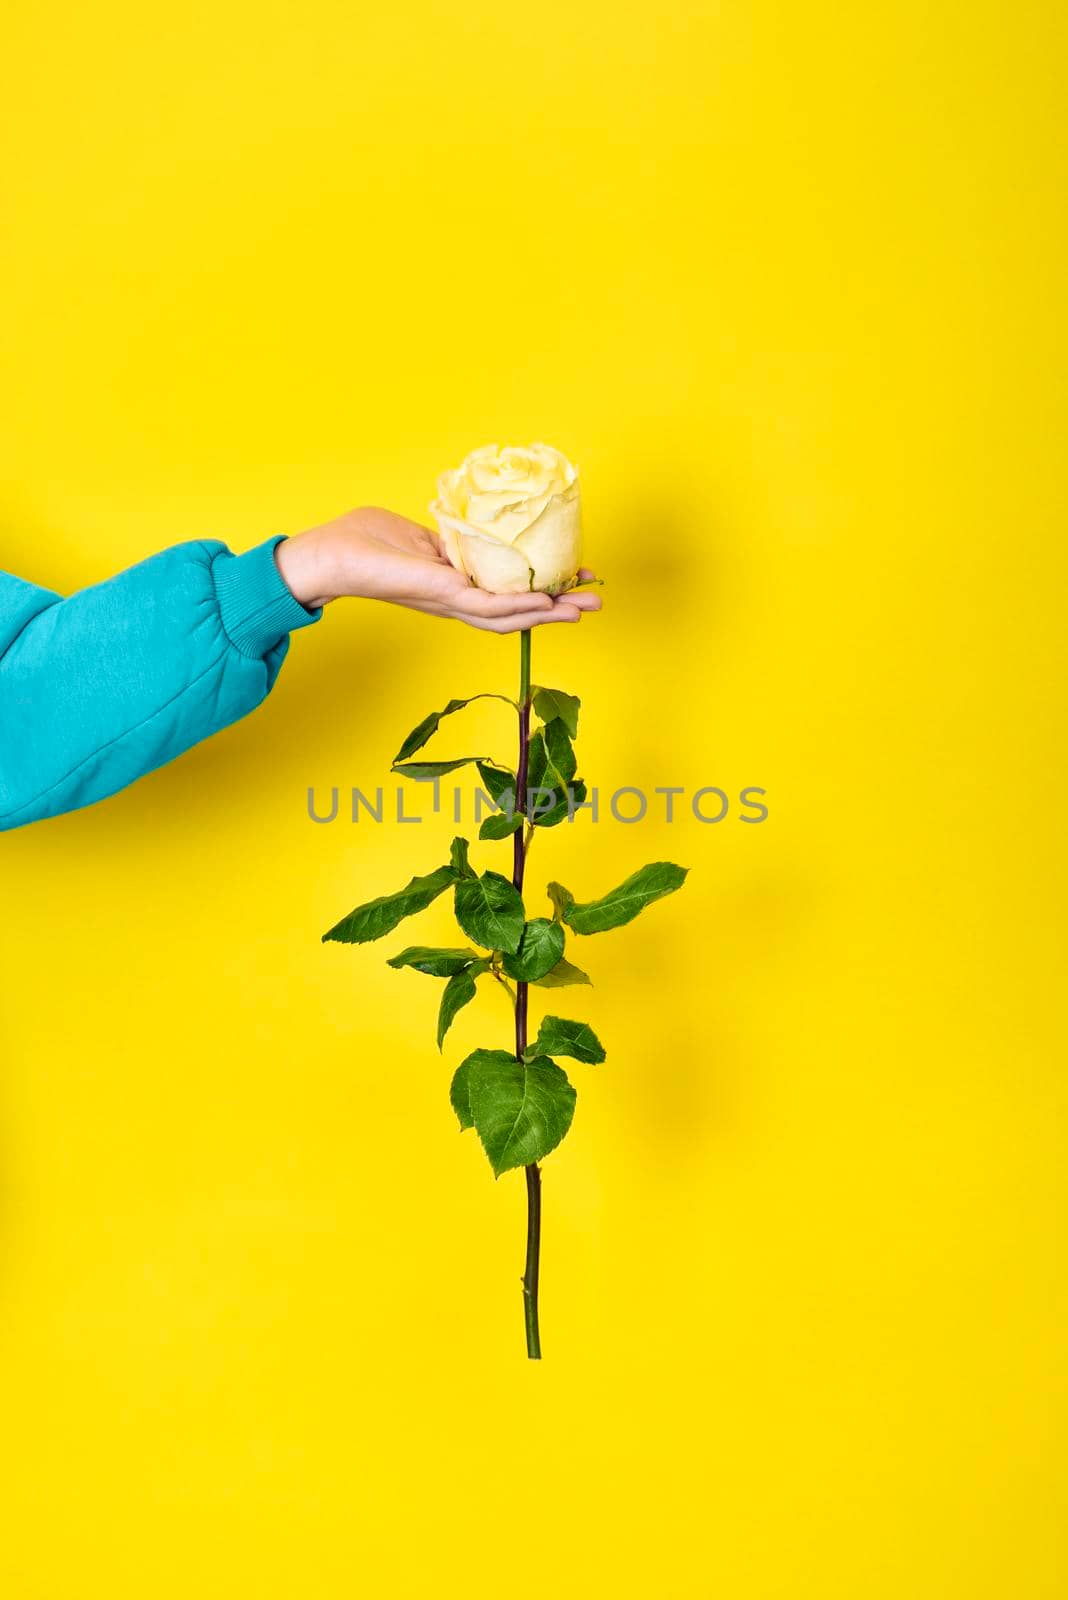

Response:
(431, 509), (468, 577)
(459, 528), (534, 594)
(512, 482), (583, 594)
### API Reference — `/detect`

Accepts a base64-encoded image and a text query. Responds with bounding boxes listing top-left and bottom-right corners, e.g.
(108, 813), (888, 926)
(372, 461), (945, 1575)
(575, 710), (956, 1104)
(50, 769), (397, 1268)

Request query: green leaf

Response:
(528, 718), (577, 788)
(501, 918), (565, 982)
(532, 686), (580, 739)
(564, 862), (689, 935)
(524, 731), (551, 803)
(461, 1050), (577, 1176)
(454, 870), (526, 955)
(476, 762), (519, 836)
(526, 1015), (605, 1064)
(387, 945), (482, 976)
(479, 812), (522, 840)
(450, 836), (475, 878)
(533, 956), (592, 989)
(322, 864), (456, 945)
(450, 1048), (514, 1130)
(546, 881), (574, 923)
(437, 962), (490, 1050)
(392, 758), (484, 780)
(525, 720), (581, 827)
(545, 716), (578, 780)
(393, 694), (515, 764)
(530, 778), (587, 830)
(393, 699), (466, 764)
(476, 762), (517, 808)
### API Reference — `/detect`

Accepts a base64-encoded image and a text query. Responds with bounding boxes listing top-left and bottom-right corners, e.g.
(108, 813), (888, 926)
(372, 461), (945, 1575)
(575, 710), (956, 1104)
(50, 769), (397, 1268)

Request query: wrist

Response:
(274, 528), (338, 609)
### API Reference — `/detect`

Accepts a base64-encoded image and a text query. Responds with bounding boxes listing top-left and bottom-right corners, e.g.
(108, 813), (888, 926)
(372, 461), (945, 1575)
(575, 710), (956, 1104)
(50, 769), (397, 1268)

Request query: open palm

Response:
(279, 506), (602, 633)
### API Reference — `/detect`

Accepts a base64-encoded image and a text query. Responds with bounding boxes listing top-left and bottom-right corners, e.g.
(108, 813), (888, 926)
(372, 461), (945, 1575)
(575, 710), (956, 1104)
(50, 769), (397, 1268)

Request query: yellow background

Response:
(2, 2), (1066, 1594)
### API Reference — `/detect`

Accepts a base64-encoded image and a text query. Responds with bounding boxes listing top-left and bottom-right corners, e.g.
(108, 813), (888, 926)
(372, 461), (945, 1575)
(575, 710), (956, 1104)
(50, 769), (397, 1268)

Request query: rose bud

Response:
(430, 443), (582, 595)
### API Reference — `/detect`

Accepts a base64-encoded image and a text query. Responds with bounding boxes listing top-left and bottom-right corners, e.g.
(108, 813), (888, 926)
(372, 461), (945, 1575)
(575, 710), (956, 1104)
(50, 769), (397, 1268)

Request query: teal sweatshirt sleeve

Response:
(0, 535), (321, 831)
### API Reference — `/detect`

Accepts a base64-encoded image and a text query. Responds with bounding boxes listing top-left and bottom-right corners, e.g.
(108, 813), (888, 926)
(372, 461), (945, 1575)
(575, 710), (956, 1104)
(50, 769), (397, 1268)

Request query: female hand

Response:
(274, 506), (601, 633)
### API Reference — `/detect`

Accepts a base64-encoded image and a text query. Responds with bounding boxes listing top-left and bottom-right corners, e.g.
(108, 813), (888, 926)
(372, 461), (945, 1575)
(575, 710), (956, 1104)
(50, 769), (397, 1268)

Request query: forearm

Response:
(0, 536), (319, 831)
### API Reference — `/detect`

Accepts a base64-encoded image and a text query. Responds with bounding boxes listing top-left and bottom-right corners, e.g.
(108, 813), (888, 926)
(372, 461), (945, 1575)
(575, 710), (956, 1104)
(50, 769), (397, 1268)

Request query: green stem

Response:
(522, 1163), (542, 1359)
(518, 626), (531, 704)
(513, 628), (541, 1359)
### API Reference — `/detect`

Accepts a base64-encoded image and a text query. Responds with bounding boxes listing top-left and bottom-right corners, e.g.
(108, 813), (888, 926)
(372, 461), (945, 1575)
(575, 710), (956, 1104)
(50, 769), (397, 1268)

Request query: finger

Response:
(576, 568), (598, 582)
(456, 587), (556, 619)
(463, 606), (585, 634)
(561, 590), (601, 611)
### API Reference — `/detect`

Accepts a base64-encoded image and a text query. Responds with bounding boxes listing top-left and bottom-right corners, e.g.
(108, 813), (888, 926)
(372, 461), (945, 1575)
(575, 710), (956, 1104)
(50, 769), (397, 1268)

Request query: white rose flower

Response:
(430, 442), (582, 595)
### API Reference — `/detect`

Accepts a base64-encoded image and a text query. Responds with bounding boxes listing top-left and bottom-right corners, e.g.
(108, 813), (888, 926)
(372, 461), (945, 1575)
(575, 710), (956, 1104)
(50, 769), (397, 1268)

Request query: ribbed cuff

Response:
(212, 535), (322, 658)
